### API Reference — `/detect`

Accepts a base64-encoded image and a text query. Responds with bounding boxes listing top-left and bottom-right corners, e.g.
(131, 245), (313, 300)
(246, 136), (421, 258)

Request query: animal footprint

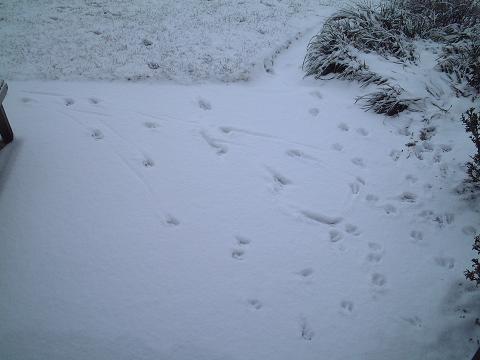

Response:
(198, 98), (212, 110)
(232, 248), (245, 260)
(345, 224), (360, 235)
(329, 229), (343, 243)
(371, 273), (387, 287)
(383, 204), (397, 215)
(300, 318), (314, 341)
(301, 210), (342, 225)
(405, 174), (418, 183)
(350, 182), (360, 195)
(91, 129), (104, 140)
(402, 316), (423, 328)
(338, 123), (349, 132)
(368, 242), (382, 251)
(340, 300), (354, 314)
(143, 158), (155, 167)
(356, 128), (368, 136)
(351, 158), (365, 168)
(309, 108), (319, 116)
(88, 97), (100, 104)
(235, 235), (251, 246)
(165, 214), (179, 226)
(434, 256), (455, 269)
(144, 121), (159, 129)
(309, 90), (323, 99)
(390, 150), (401, 161)
(399, 192), (417, 203)
(247, 299), (263, 310)
(366, 194), (379, 203)
(298, 268), (314, 278)
(331, 143), (343, 151)
(366, 253), (383, 263)
(410, 230), (423, 242)
(65, 98), (75, 106)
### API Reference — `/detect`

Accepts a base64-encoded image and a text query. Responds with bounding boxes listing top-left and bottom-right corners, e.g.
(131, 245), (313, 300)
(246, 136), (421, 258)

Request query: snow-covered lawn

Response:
(1, 2), (479, 360)
(0, 0), (337, 82)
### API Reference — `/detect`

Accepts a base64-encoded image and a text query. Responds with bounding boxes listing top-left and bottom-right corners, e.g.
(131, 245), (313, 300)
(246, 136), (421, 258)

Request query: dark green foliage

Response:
(465, 235), (480, 286)
(462, 108), (480, 186)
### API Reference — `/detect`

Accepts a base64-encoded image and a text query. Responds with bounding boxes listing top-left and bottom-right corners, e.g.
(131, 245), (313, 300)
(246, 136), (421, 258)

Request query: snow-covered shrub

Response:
(462, 108), (480, 187)
(303, 2), (416, 83)
(465, 234), (480, 286)
(355, 85), (421, 116)
(437, 24), (480, 93)
(304, 0), (480, 115)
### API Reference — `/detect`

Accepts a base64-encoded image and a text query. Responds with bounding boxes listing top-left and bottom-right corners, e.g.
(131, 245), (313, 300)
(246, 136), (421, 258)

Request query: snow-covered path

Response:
(0, 25), (479, 360)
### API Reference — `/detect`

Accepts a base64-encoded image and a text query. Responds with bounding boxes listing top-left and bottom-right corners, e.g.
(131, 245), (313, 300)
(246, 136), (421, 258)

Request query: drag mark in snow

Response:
(300, 210), (342, 225)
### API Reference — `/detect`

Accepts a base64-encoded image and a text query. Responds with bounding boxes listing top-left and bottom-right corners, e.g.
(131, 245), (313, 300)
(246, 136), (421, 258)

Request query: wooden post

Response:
(0, 80), (14, 146)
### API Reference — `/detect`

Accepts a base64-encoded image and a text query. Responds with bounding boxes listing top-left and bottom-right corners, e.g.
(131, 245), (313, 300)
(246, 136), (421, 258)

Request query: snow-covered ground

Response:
(1, 2), (480, 360)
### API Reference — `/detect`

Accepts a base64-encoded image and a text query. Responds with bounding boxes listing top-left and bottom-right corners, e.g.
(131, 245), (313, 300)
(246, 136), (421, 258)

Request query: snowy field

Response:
(1, 1), (480, 360)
